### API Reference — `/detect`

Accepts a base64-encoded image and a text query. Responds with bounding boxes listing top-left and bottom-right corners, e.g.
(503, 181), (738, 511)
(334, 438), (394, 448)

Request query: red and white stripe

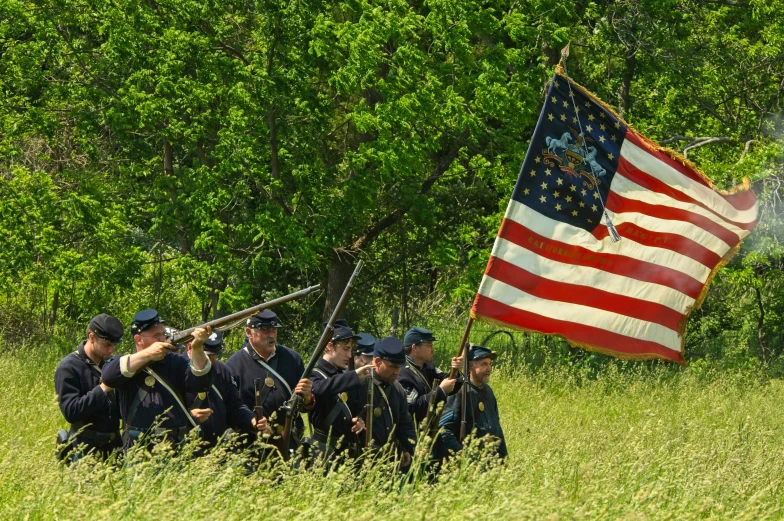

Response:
(472, 128), (758, 363)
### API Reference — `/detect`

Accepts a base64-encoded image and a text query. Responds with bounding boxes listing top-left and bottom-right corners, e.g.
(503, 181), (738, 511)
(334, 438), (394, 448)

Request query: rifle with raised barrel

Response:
(276, 260), (364, 460)
(167, 285), (321, 345)
(254, 378), (264, 423)
(365, 369), (374, 450)
(423, 376), (443, 439)
(458, 341), (471, 442)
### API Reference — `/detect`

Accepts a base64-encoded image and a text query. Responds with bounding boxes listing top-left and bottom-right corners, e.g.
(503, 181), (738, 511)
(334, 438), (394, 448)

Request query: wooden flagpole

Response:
(449, 316), (473, 379)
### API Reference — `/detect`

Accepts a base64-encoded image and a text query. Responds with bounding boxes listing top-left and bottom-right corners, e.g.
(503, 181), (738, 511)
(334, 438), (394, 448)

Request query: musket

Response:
(277, 260), (365, 460)
(365, 369), (374, 449)
(167, 284), (321, 345)
(458, 341), (471, 442)
(423, 377), (442, 439)
(253, 378), (264, 423)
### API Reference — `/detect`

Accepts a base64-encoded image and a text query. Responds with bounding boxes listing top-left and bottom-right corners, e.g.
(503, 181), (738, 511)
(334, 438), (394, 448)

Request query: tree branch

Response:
(215, 42), (250, 66)
(683, 137), (731, 158)
(694, 0), (749, 6)
(658, 135), (732, 158)
(738, 139), (759, 163)
(347, 129), (470, 252)
(240, 159), (294, 217)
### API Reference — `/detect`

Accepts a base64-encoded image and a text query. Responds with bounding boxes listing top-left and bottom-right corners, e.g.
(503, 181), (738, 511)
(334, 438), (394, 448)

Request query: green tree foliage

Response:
(0, 0), (782, 359)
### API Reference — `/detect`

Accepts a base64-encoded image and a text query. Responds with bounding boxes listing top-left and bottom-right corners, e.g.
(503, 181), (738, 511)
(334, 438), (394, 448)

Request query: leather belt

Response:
(126, 426), (190, 441)
(71, 428), (119, 445)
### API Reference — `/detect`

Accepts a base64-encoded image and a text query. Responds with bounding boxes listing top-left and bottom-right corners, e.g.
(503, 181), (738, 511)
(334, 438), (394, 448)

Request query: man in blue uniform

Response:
(102, 309), (213, 449)
(224, 309), (313, 453)
(365, 337), (417, 467)
(352, 333), (375, 369)
(54, 314), (124, 460)
(309, 322), (370, 459)
(397, 326), (461, 426)
(183, 331), (268, 450)
(436, 345), (507, 460)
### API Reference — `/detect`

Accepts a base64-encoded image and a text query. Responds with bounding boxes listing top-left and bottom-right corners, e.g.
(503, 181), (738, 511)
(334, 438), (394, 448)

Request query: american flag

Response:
(471, 72), (758, 363)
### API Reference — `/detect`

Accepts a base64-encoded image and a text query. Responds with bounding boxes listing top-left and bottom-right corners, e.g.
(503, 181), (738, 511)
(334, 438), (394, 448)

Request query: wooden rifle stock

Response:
(253, 378), (264, 422)
(423, 377), (442, 439)
(449, 317), (473, 379)
(278, 260), (365, 460)
(458, 342), (471, 442)
(168, 284), (321, 345)
(365, 370), (374, 449)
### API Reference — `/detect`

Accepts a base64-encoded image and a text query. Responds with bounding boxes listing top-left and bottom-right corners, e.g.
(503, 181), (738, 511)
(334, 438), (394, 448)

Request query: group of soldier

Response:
(54, 308), (507, 469)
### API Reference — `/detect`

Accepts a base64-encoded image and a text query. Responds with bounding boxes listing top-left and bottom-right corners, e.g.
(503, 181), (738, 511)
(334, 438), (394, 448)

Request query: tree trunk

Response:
(49, 288), (59, 332)
(399, 220), (409, 330)
(322, 250), (356, 322)
(211, 276), (229, 320)
(390, 307), (399, 337)
(163, 136), (190, 254)
(267, 106), (280, 181)
(618, 48), (636, 120)
(754, 286), (767, 361)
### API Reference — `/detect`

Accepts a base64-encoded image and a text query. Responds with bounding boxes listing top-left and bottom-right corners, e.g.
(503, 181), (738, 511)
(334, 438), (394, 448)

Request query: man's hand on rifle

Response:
(190, 326), (212, 350)
(450, 356), (463, 370)
(144, 342), (176, 362)
(191, 408), (213, 424)
(439, 377), (458, 394)
(351, 417), (365, 434)
(188, 326), (211, 372)
(355, 364), (372, 381)
(295, 378), (313, 405)
(401, 451), (412, 467)
(252, 416), (271, 434)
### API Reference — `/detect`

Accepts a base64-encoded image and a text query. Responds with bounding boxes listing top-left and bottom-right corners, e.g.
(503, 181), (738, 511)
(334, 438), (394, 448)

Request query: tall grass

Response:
(2, 349), (783, 520)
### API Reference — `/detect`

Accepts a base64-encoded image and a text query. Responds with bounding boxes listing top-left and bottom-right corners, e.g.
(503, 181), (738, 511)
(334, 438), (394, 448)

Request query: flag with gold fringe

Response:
(470, 68), (758, 364)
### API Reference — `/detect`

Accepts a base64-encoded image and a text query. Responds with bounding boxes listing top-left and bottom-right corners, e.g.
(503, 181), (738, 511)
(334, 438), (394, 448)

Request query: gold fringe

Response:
(552, 65), (754, 197)
(471, 311), (685, 365)
(694, 242), (741, 310)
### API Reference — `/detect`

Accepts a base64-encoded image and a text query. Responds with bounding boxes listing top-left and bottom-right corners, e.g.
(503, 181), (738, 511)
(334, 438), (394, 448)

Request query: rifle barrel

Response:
(459, 342), (470, 442)
(278, 260), (364, 459)
(365, 371), (374, 448)
(301, 260), (364, 379)
(254, 378), (264, 422)
(170, 284), (321, 345)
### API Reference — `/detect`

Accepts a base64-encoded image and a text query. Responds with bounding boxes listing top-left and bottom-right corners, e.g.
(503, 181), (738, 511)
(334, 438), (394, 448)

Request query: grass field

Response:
(2, 349), (783, 520)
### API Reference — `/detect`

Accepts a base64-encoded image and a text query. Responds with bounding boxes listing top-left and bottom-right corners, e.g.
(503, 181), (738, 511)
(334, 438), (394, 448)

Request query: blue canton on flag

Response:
(513, 79), (626, 233)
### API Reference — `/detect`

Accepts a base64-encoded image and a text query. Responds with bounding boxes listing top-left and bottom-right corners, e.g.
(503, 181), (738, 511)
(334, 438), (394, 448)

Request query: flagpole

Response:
(558, 42), (621, 242)
(449, 316), (473, 379)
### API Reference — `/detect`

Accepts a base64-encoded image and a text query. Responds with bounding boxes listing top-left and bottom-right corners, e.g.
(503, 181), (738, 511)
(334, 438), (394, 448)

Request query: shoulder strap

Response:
(405, 362), (432, 392)
(145, 367), (198, 428)
(313, 368), (353, 428)
(72, 350), (103, 379)
(325, 398), (352, 427)
(374, 382), (394, 425)
(245, 345), (293, 396)
(126, 387), (149, 429)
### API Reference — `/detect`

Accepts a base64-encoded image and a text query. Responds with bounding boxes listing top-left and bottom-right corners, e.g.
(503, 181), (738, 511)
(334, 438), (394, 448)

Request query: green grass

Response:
(2, 350), (783, 520)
